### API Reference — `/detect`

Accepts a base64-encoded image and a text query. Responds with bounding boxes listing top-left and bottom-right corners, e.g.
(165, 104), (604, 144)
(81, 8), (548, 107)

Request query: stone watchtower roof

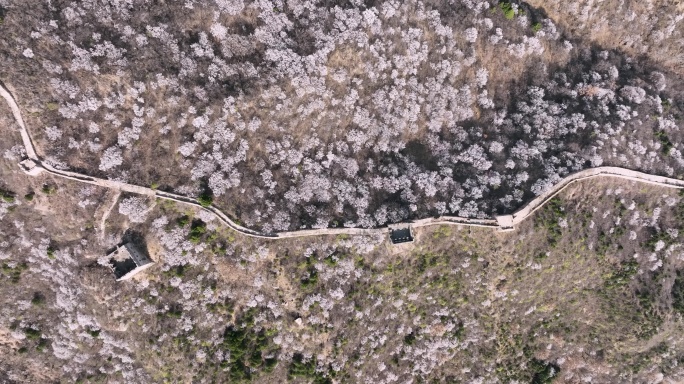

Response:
(108, 243), (154, 281)
(389, 227), (414, 244)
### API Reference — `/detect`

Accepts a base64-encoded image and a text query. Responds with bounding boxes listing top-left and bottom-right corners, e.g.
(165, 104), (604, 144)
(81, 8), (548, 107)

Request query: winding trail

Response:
(2, 81), (684, 240)
(98, 190), (121, 240)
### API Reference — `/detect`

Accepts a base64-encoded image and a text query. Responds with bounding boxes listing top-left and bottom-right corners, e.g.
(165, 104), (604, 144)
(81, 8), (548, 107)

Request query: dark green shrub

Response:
(2, 262), (28, 283)
(404, 331), (416, 345)
(530, 359), (560, 384)
(220, 314), (280, 381)
(24, 327), (41, 339)
(535, 197), (566, 247)
(644, 228), (671, 252)
(198, 193), (213, 207)
(174, 264), (186, 277)
(299, 255), (319, 288)
(604, 259), (639, 288)
(177, 215), (190, 227)
(324, 254), (338, 266)
(189, 220), (207, 243)
(300, 266), (318, 288)
(0, 189), (15, 203)
(41, 184), (57, 194)
(416, 252), (439, 274)
(672, 270), (684, 315)
(655, 130), (674, 155)
(168, 305), (183, 318)
(264, 357), (279, 372)
(289, 353), (332, 384)
(31, 292), (45, 306)
(500, 2), (515, 19)
(36, 338), (49, 352)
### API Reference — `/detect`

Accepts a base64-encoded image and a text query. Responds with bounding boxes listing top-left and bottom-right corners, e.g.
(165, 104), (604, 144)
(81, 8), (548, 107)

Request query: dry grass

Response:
(527, 0), (684, 73)
(1, 147), (684, 381)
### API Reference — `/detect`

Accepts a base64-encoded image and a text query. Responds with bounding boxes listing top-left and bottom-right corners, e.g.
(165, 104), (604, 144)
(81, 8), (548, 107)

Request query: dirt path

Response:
(2, 81), (684, 240)
(98, 190), (121, 241)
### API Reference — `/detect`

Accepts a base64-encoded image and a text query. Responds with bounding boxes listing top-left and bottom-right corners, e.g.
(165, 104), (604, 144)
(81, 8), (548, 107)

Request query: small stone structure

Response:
(108, 243), (154, 281)
(389, 227), (414, 244)
(495, 215), (515, 231)
(18, 159), (42, 176)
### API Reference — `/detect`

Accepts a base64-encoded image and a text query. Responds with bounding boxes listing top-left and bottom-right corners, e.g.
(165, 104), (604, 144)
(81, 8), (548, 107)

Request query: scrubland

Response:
(3, 1), (684, 383)
(0, 0), (683, 231)
(3, 105), (684, 383)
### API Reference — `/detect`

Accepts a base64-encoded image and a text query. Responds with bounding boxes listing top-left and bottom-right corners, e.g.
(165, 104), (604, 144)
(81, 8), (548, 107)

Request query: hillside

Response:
(1, 0), (683, 231)
(2, 106), (684, 382)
